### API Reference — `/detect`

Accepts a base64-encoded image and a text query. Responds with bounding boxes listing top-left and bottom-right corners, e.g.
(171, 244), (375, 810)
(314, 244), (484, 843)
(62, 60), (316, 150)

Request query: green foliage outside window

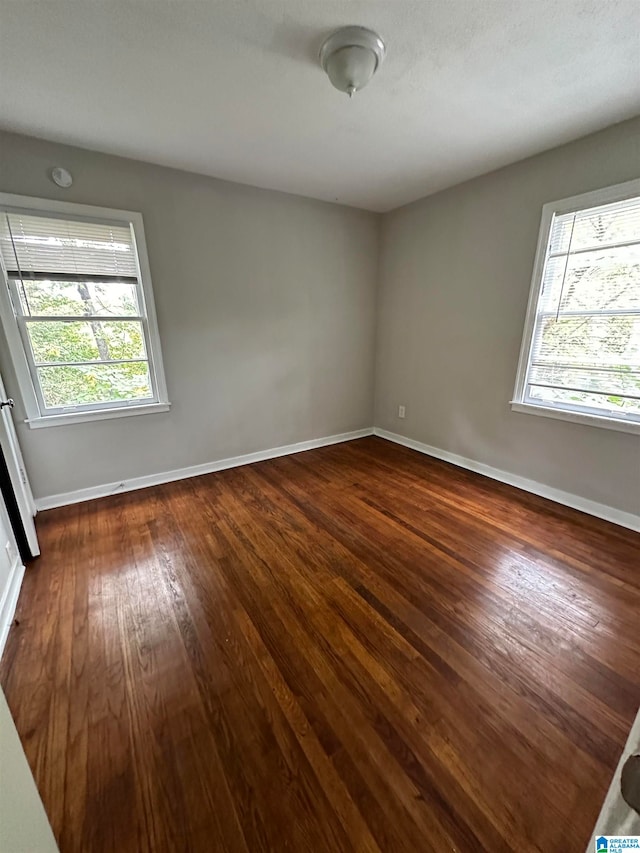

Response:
(21, 280), (152, 408)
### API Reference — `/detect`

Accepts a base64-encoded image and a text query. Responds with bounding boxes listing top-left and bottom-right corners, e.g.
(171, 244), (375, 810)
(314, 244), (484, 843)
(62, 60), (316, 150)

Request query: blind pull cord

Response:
(5, 214), (30, 314)
(555, 212), (576, 323)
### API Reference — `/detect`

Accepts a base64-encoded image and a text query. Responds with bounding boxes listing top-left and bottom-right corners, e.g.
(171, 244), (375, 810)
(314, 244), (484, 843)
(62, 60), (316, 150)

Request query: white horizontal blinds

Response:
(527, 195), (640, 419)
(0, 212), (138, 281)
(0, 209), (156, 412)
(546, 196), (640, 255)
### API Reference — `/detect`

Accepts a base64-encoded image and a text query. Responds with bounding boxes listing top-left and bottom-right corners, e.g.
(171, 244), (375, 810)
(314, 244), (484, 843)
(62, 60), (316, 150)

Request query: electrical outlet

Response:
(398, 405), (406, 419)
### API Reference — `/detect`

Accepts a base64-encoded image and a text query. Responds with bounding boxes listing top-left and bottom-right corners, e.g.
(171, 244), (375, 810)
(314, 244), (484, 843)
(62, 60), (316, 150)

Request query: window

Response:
(512, 178), (640, 435)
(0, 195), (169, 427)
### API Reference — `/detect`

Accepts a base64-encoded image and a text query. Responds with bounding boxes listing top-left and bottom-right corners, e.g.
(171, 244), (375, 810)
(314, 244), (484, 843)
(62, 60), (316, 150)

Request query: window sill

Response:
(510, 401), (640, 436)
(26, 402), (171, 429)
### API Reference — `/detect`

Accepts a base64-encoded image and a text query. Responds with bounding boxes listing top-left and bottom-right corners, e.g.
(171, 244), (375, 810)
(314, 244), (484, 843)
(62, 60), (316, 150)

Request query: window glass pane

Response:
(539, 245), (640, 313)
(528, 385), (640, 417)
(528, 363), (640, 397)
(38, 362), (152, 408)
(549, 198), (640, 253)
(27, 320), (147, 364)
(530, 314), (640, 369)
(16, 279), (140, 317)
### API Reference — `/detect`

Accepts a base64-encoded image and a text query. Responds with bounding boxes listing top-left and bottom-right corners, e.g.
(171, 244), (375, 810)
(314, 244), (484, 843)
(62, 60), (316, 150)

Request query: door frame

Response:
(0, 371), (39, 558)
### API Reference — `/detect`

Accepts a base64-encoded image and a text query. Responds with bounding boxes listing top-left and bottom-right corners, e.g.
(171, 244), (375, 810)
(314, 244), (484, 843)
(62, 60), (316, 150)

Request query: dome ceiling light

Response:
(319, 26), (386, 98)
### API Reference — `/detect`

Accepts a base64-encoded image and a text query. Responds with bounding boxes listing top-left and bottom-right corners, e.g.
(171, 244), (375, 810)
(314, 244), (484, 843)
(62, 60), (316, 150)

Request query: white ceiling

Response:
(1, 1), (639, 212)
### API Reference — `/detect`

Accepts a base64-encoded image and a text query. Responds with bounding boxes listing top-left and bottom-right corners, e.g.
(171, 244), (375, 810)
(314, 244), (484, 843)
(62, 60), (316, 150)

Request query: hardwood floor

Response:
(1, 436), (639, 852)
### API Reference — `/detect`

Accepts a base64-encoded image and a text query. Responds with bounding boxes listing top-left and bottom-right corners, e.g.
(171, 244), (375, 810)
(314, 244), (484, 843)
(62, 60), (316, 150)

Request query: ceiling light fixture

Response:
(319, 26), (386, 98)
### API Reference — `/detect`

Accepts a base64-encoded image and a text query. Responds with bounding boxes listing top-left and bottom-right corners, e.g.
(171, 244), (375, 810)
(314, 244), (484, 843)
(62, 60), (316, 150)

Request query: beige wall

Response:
(375, 116), (640, 515)
(0, 688), (59, 851)
(1, 119), (638, 515)
(0, 132), (379, 501)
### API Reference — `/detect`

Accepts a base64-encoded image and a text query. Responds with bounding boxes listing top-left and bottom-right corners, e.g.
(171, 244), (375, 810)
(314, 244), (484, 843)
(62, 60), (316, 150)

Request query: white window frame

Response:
(0, 193), (170, 428)
(511, 177), (640, 436)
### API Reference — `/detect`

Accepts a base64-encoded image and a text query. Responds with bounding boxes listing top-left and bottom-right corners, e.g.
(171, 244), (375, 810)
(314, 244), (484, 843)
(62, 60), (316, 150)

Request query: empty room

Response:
(0, 2), (639, 851)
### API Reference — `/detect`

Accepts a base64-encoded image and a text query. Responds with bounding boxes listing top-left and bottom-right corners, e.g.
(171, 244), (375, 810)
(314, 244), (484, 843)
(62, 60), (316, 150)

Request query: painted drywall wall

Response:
(0, 132), (379, 500)
(375, 116), (640, 516)
(0, 688), (59, 852)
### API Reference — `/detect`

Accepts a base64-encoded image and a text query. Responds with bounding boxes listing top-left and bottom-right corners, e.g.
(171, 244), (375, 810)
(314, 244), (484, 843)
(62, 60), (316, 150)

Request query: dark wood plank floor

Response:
(1, 437), (639, 852)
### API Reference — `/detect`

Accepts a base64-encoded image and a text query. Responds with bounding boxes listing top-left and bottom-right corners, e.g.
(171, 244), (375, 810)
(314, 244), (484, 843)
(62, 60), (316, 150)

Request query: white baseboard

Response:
(35, 428), (375, 511)
(0, 561), (25, 660)
(34, 424), (640, 533)
(374, 427), (640, 533)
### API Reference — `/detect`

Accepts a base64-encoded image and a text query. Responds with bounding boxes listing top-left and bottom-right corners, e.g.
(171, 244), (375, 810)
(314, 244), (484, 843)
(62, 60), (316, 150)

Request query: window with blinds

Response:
(513, 180), (640, 433)
(0, 197), (168, 425)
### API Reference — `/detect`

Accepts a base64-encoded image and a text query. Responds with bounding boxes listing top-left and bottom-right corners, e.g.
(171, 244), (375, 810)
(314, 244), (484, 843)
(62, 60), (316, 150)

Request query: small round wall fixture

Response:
(319, 26), (386, 98)
(50, 166), (73, 188)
